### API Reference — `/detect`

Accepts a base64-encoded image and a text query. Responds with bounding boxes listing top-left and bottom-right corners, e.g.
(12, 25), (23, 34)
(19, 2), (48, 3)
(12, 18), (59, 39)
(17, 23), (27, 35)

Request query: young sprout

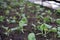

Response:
(47, 10), (51, 15)
(37, 23), (52, 37)
(51, 27), (57, 32)
(57, 31), (60, 38)
(19, 14), (27, 33)
(7, 19), (16, 23)
(32, 23), (36, 30)
(5, 10), (9, 15)
(28, 33), (36, 40)
(0, 16), (5, 22)
(57, 27), (60, 38)
(2, 26), (11, 36)
(2, 26), (19, 36)
(56, 9), (60, 15)
(43, 16), (51, 23)
(56, 19), (60, 24)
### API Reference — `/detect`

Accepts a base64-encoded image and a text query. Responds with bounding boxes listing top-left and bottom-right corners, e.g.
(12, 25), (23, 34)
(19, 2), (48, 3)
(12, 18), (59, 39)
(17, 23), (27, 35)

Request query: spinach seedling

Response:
(56, 9), (60, 15)
(2, 26), (19, 36)
(19, 14), (27, 33)
(37, 23), (52, 37)
(2, 26), (11, 36)
(0, 16), (5, 22)
(28, 33), (36, 40)
(51, 27), (57, 32)
(56, 19), (60, 24)
(7, 19), (16, 23)
(47, 10), (52, 15)
(57, 27), (60, 38)
(43, 16), (51, 23)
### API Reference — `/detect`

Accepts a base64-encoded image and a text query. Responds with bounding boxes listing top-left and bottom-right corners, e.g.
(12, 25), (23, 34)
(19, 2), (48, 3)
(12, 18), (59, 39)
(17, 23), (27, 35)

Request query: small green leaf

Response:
(44, 24), (52, 29)
(51, 27), (57, 32)
(56, 9), (60, 15)
(37, 23), (52, 32)
(57, 31), (60, 37)
(56, 19), (60, 24)
(28, 33), (36, 40)
(19, 14), (27, 32)
(57, 27), (60, 31)
(0, 16), (4, 22)
(11, 27), (18, 31)
(38, 23), (48, 31)
(43, 16), (51, 23)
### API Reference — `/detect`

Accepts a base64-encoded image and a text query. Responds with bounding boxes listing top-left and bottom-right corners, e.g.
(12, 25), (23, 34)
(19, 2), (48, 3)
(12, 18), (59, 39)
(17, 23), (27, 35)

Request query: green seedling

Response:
(7, 19), (16, 23)
(0, 16), (5, 22)
(57, 27), (60, 31)
(32, 23), (36, 30)
(2, 26), (19, 36)
(47, 10), (51, 15)
(9, 19), (16, 23)
(19, 14), (27, 33)
(57, 31), (60, 38)
(43, 16), (51, 23)
(5, 10), (9, 15)
(28, 33), (36, 40)
(57, 27), (60, 38)
(56, 9), (60, 15)
(56, 19), (60, 24)
(51, 27), (57, 32)
(37, 23), (52, 37)
(2, 26), (11, 36)
(6, 14), (27, 33)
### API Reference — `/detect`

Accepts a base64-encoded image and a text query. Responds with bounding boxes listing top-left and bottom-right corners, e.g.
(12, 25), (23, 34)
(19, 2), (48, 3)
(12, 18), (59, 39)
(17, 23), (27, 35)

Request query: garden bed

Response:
(0, 0), (60, 40)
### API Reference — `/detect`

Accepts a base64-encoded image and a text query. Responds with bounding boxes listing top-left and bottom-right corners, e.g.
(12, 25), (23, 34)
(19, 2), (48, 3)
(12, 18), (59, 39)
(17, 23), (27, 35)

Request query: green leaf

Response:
(0, 16), (4, 22)
(51, 27), (57, 32)
(37, 23), (52, 31)
(57, 27), (60, 31)
(43, 16), (51, 23)
(19, 14), (27, 32)
(38, 23), (48, 31)
(10, 27), (19, 31)
(2, 26), (9, 31)
(5, 10), (9, 15)
(47, 10), (51, 14)
(56, 19), (60, 24)
(44, 24), (52, 29)
(56, 9), (60, 14)
(28, 33), (36, 40)
(57, 31), (60, 37)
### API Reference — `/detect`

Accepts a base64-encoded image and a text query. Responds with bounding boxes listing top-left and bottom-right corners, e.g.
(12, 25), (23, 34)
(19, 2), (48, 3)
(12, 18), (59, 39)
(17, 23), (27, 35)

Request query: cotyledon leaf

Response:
(28, 33), (36, 40)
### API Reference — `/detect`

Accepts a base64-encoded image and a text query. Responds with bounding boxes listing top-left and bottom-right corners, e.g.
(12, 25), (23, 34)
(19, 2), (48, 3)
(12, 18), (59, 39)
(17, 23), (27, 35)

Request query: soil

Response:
(0, 3), (60, 40)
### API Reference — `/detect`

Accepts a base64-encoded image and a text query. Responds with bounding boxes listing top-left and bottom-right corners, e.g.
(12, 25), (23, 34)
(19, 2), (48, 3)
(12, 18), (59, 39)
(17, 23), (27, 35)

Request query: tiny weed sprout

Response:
(28, 33), (36, 40)
(56, 19), (60, 24)
(19, 14), (27, 33)
(0, 16), (5, 22)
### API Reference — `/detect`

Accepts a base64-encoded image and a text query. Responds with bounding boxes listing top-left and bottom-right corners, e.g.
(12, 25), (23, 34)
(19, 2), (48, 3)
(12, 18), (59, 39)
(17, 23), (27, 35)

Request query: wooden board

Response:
(28, 0), (60, 10)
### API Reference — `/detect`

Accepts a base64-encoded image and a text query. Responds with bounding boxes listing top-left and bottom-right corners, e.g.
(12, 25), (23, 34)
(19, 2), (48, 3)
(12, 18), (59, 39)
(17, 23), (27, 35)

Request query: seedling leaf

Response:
(28, 33), (36, 40)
